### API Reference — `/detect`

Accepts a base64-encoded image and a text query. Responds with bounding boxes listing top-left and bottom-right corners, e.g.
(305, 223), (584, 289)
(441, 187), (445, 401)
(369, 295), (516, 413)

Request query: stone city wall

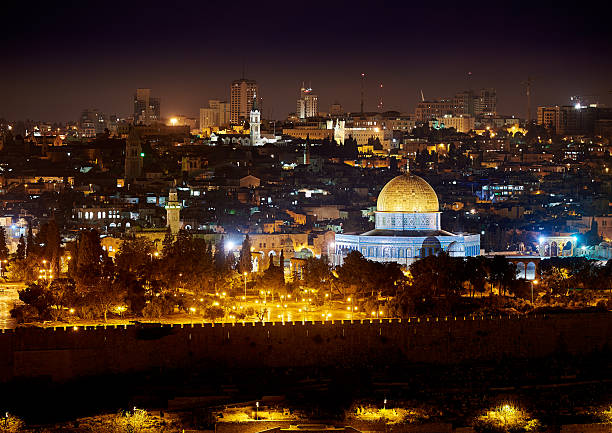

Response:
(0, 313), (610, 383)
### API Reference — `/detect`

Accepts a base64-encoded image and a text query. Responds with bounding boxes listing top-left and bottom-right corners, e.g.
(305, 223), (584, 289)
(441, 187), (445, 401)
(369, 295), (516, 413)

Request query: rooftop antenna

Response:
(360, 73), (366, 114)
(377, 82), (384, 111)
(420, 89), (425, 102)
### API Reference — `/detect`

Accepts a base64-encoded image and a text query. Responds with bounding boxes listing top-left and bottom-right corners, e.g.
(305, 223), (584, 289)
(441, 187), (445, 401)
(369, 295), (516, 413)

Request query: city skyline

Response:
(1, 1), (611, 122)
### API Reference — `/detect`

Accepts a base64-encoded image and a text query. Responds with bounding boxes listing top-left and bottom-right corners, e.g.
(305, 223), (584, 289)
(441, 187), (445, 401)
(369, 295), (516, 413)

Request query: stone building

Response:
(334, 172), (480, 266)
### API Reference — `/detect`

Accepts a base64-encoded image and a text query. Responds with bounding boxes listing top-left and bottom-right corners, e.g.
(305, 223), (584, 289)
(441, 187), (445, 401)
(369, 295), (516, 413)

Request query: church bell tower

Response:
(124, 126), (143, 181)
(249, 94), (260, 145)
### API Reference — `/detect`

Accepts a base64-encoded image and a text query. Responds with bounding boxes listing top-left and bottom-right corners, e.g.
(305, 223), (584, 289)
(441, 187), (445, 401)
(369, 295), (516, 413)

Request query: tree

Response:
(92, 278), (125, 322)
(45, 220), (61, 276)
(0, 227), (8, 261)
(278, 249), (285, 279)
(75, 229), (104, 289)
(584, 217), (601, 246)
(90, 408), (152, 433)
(26, 224), (34, 257)
(489, 256), (516, 296)
(214, 238), (227, 270)
(302, 256), (332, 291)
(17, 282), (53, 320)
(0, 413), (24, 433)
(115, 237), (155, 275)
(16, 235), (26, 260)
(47, 278), (77, 321)
(162, 226), (174, 252)
(258, 258), (286, 300)
(466, 256), (488, 297)
(203, 305), (225, 322)
(239, 235), (252, 273)
(126, 277), (146, 315)
(335, 250), (369, 294)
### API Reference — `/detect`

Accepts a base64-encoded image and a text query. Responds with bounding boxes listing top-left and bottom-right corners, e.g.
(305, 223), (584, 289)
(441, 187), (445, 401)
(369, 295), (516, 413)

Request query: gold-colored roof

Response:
(376, 173), (439, 213)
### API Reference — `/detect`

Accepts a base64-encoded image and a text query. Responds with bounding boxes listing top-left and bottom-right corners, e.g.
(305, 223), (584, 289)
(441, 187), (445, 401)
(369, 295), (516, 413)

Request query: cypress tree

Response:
(278, 249), (285, 279)
(162, 226), (174, 253)
(214, 238), (226, 270)
(239, 235), (252, 273)
(26, 225), (34, 257)
(0, 227), (8, 261)
(46, 220), (61, 276)
(16, 235), (26, 260)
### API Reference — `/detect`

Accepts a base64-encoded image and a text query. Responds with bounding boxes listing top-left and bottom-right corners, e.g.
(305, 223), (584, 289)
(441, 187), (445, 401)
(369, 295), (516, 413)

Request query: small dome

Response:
(377, 173), (439, 213)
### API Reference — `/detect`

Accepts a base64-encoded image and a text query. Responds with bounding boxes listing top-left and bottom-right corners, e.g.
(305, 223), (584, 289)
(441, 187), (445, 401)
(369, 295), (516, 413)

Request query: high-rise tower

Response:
(230, 79), (258, 124)
(124, 126), (143, 181)
(297, 85), (318, 119)
(133, 88), (160, 125)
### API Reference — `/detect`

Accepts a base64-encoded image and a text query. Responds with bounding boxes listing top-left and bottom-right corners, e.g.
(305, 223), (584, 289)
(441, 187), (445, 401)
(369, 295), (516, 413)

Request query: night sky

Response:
(1, 1), (611, 122)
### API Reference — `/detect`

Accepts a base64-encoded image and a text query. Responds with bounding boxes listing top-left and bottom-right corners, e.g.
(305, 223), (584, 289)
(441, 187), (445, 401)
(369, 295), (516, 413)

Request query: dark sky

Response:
(1, 1), (611, 122)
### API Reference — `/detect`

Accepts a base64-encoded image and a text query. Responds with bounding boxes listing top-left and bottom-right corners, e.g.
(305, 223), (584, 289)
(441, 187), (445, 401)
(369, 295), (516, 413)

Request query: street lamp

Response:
(255, 401), (259, 420)
(243, 271), (248, 297)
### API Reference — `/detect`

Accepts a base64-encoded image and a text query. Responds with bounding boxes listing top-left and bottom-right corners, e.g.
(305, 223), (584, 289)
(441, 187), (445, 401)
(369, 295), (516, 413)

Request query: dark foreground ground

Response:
(2, 350), (611, 429)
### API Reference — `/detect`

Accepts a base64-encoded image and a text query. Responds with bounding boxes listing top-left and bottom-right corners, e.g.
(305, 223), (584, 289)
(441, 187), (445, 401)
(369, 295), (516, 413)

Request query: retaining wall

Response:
(0, 313), (610, 383)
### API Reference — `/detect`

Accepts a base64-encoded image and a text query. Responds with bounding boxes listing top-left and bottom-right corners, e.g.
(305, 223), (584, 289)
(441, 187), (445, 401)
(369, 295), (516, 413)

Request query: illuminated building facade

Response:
(297, 86), (318, 119)
(334, 173), (480, 266)
(133, 88), (160, 125)
(230, 79), (258, 124)
(414, 99), (454, 122)
(200, 99), (230, 131)
(476, 88), (497, 116)
(430, 115), (475, 133)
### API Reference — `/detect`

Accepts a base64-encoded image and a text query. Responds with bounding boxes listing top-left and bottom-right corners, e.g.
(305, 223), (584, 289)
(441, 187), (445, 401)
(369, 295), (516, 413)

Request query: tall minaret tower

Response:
(165, 189), (181, 234)
(249, 94), (261, 146)
(124, 126), (143, 181)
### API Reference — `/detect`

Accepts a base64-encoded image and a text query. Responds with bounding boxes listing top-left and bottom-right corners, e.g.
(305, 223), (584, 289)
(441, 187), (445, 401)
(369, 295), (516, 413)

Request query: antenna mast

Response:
(360, 73), (366, 114)
(523, 76), (533, 123)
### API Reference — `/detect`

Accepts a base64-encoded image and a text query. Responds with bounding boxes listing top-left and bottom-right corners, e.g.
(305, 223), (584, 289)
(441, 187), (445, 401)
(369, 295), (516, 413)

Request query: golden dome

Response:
(376, 173), (439, 213)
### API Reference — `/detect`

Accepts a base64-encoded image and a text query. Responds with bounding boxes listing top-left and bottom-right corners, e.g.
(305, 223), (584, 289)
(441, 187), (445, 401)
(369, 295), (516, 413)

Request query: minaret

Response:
(165, 189), (181, 234)
(249, 94), (260, 146)
(124, 126), (143, 181)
